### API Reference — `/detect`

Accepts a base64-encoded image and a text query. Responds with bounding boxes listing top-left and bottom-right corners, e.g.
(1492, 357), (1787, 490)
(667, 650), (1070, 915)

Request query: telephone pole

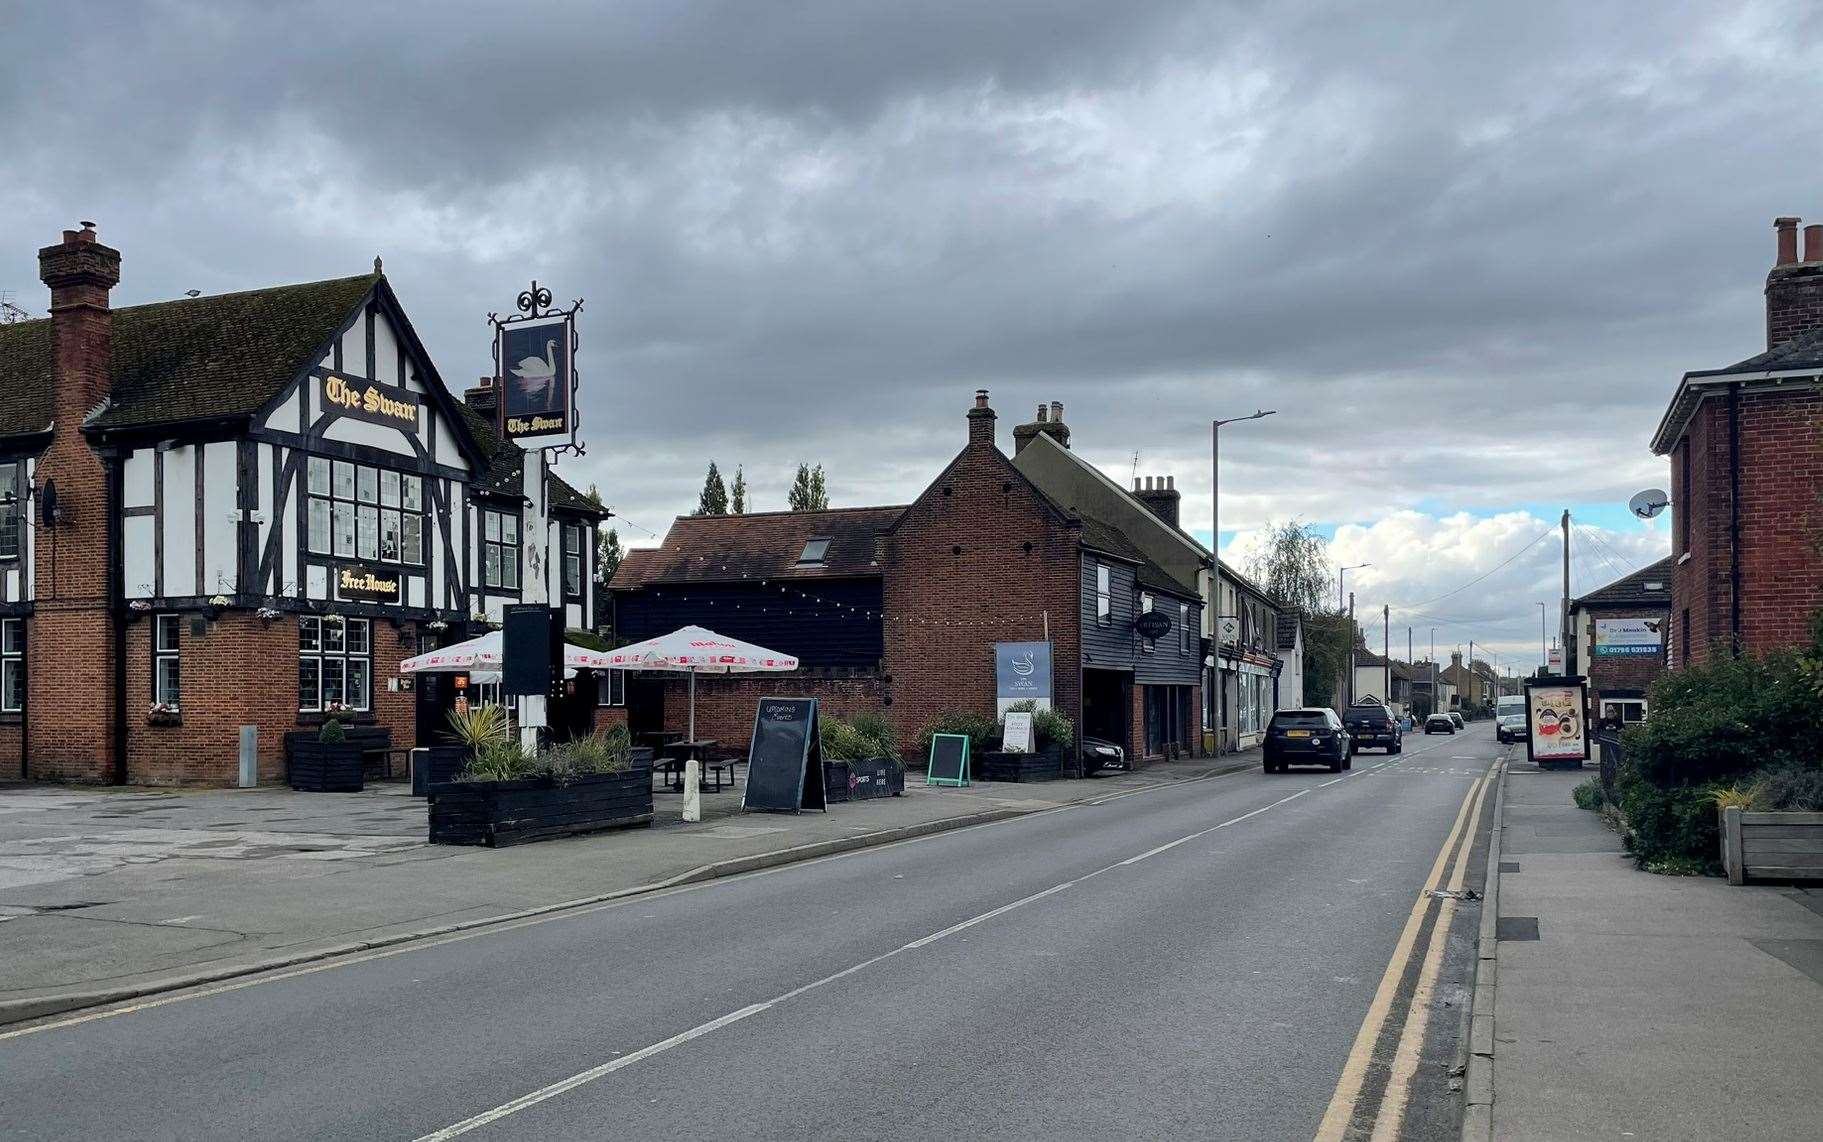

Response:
(1347, 591), (1356, 706)
(1561, 510), (1572, 675)
(1383, 604), (1391, 706)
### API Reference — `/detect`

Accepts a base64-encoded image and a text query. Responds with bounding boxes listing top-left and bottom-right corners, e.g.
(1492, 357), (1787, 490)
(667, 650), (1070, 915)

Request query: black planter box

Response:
(412, 745), (471, 797)
(823, 761), (853, 804)
(286, 738), (367, 792)
(846, 756), (904, 799)
(977, 745), (1062, 783)
(427, 766), (654, 847)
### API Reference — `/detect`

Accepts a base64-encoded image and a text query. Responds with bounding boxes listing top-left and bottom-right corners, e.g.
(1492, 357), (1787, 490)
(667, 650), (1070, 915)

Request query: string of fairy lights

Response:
(644, 579), (1048, 629)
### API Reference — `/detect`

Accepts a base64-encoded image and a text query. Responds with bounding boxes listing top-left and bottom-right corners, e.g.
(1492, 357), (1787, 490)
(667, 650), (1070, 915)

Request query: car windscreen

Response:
(1270, 712), (1331, 729)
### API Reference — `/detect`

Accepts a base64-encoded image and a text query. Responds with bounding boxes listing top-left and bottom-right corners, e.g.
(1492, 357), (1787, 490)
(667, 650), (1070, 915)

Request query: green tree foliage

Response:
(1246, 519), (1349, 708)
(788, 463), (829, 511)
(730, 466), (748, 514)
(696, 462), (729, 516)
(598, 527), (623, 584)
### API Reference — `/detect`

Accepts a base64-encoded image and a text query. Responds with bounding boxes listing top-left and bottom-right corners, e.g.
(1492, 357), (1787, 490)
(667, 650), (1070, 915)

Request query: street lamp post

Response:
(1538, 601), (1549, 674)
(1211, 409), (1275, 760)
(1338, 563), (1371, 611)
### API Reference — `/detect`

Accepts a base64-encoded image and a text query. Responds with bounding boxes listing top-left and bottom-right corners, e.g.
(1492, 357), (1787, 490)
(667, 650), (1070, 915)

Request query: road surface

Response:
(0, 727), (1501, 1141)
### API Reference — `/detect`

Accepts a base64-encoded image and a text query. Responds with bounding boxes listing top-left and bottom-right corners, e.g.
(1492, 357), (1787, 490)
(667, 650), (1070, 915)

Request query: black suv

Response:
(1343, 702), (1403, 754)
(1264, 708), (1351, 773)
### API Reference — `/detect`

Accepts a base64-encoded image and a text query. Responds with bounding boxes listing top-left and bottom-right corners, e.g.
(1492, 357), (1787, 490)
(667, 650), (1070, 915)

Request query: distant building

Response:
(1275, 612), (1304, 711)
(1651, 216), (1823, 667)
(1568, 555), (1672, 725)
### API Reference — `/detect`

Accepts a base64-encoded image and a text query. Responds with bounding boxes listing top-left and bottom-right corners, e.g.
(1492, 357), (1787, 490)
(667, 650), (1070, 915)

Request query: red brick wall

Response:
(879, 406), (1082, 760)
(0, 722), (20, 779)
(647, 673), (886, 752)
(1766, 262), (1823, 350)
(1671, 387), (1822, 667)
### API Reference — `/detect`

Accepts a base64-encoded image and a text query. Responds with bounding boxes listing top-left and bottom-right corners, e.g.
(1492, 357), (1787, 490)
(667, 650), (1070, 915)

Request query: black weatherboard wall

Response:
(615, 578), (884, 670)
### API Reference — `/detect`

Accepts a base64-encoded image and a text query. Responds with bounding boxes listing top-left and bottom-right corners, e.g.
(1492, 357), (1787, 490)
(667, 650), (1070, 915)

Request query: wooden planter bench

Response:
(427, 765), (655, 847)
(1720, 807), (1823, 885)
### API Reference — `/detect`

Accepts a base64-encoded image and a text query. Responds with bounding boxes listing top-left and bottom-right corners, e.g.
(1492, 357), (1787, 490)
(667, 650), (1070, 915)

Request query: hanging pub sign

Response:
(1135, 609), (1173, 641)
(321, 374), (420, 433)
(336, 564), (401, 603)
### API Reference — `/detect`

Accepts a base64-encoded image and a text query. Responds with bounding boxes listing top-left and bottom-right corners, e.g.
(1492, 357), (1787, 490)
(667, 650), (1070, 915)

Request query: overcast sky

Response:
(4, 1), (1817, 668)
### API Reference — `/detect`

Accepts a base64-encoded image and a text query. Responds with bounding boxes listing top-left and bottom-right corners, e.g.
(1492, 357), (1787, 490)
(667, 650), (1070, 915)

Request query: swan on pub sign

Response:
(511, 338), (558, 402)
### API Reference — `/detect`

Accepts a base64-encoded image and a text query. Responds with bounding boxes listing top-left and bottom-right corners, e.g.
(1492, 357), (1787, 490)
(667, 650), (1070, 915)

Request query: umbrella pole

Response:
(689, 668), (697, 742)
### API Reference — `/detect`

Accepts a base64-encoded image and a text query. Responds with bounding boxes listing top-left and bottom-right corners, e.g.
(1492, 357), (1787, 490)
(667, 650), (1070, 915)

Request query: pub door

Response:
(414, 672), (461, 748)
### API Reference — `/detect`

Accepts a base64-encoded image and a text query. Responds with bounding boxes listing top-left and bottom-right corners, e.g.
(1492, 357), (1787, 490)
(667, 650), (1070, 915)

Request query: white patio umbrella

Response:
(399, 629), (598, 675)
(586, 625), (799, 741)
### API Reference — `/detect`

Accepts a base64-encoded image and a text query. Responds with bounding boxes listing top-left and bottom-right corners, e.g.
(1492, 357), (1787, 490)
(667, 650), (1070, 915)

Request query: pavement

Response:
(0, 730), (1499, 1141)
(0, 753), (1250, 1024)
(1478, 761), (1823, 1142)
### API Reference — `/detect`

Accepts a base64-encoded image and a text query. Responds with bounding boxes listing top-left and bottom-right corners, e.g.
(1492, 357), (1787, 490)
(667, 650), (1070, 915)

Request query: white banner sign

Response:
(1593, 617), (1664, 657)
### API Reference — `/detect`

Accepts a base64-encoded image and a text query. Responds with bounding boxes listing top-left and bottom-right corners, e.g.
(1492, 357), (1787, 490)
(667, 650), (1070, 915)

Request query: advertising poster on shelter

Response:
(1527, 682), (1586, 761)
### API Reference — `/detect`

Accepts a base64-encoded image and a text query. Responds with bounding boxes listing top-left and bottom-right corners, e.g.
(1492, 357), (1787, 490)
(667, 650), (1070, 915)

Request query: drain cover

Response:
(1499, 861), (1520, 873)
(1497, 916), (1540, 941)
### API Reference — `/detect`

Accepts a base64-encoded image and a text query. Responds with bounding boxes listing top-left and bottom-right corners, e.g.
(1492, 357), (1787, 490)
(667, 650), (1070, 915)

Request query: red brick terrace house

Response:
(1652, 216), (1823, 666)
(1566, 555), (1672, 724)
(610, 392), (1205, 768)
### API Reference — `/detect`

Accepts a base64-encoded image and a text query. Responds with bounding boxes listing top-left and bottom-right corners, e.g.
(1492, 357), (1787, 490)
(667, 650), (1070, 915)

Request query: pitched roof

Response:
(1690, 323), (1823, 378)
(1275, 612), (1300, 649)
(0, 274), (381, 438)
(1652, 324), (1823, 454)
(1571, 555), (1675, 610)
(608, 505), (906, 588)
(1076, 514), (1198, 599)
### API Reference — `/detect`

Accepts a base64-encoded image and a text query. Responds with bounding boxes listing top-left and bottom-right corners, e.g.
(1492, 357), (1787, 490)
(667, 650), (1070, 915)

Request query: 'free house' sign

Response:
(337, 565), (401, 603)
(322, 375), (420, 433)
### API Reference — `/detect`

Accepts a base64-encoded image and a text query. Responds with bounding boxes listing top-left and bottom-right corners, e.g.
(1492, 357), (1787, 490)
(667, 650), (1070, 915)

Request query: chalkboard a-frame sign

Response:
(742, 698), (827, 814)
(926, 733), (971, 787)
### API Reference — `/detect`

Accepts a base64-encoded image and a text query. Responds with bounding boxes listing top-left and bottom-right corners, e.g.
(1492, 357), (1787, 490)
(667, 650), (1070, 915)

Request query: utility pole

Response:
(1383, 604), (1391, 708)
(1347, 591), (1356, 706)
(1538, 601), (1548, 675)
(1408, 626), (1415, 716)
(1469, 638), (1475, 711)
(1561, 509), (1572, 676)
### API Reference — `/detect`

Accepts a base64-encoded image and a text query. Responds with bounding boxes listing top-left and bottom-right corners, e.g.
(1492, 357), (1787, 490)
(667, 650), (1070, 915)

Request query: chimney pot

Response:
(967, 390), (996, 447)
(1775, 217), (1801, 266)
(1050, 401), (1063, 423)
(1167, 475), (1174, 490)
(1035, 403), (1047, 422)
(1805, 225), (1823, 263)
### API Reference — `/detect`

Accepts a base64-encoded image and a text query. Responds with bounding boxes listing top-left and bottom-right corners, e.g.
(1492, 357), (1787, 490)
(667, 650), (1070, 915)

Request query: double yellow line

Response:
(1313, 765), (1496, 1142)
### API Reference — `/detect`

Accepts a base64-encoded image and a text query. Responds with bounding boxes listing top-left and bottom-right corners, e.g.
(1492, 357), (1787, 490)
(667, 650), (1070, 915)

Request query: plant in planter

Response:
(1716, 765), (1823, 885)
(818, 715), (904, 802)
(978, 701), (1074, 783)
(287, 713), (366, 792)
(914, 711), (997, 766)
(429, 723), (652, 847)
(146, 702), (181, 727)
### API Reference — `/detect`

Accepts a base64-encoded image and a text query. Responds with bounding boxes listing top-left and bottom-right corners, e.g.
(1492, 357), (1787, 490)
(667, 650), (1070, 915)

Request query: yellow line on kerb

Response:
(1312, 769), (1487, 1142)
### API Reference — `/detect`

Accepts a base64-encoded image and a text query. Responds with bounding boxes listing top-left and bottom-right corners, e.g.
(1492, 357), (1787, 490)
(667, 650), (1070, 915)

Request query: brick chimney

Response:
(1012, 399), (1071, 454)
(1766, 215), (1823, 349)
(966, 389), (996, 448)
(1132, 475), (1180, 528)
(464, 375), (499, 425)
(38, 222), (122, 428)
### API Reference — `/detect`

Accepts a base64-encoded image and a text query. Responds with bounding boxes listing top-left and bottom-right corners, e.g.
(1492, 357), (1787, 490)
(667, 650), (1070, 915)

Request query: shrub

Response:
(997, 699), (1075, 750)
(819, 716), (874, 763)
(915, 711), (998, 762)
(1617, 777), (1724, 873)
(847, 710), (898, 759)
(317, 718), (347, 745)
(446, 704), (510, 753)
(1571, 778), (1603, 812)
(1746, 765), (1823, 811)
(462, 738), (535, 783)
(547, 729), (632, 777)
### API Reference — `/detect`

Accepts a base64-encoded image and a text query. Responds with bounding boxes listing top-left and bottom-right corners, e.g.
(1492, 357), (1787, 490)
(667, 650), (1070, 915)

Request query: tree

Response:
(1247, 519), (1351, 709)
(696, 462), (729, 515)
(597, 527), (623, 584)
(730, 466), (748, 514)
(788, 463), (829, 511)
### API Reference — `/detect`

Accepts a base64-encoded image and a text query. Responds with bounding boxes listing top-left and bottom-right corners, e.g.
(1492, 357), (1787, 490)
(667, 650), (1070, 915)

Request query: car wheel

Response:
(1342, 753), (1352, 770)
(1329, 756), (1344, 773)
(1390, 742), (1402, 755)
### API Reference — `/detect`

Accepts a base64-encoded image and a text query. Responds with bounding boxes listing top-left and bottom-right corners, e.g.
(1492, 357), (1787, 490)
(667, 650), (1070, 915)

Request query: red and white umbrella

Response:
(400, 630), (598, 674)
(586, 625), (798, 740)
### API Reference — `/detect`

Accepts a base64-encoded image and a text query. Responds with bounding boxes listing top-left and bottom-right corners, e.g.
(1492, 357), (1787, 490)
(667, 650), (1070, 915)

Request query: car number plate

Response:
(1287, 730), (1310, 738)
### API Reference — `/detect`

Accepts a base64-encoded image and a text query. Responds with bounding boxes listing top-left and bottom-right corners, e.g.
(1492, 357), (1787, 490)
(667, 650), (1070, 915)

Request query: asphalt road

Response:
(0, 727), (1501, 1142)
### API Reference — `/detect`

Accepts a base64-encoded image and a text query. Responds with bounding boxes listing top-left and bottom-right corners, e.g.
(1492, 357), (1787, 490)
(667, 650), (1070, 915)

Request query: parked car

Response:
(1342, 702), (1403, 754)
(1496, 695), (1527, 743)
(1424, 713), (1456, 734)
(1264, 708), (1351, 773)
(1082, 736), (1128, 773)
(1448, 711), (1466, 731)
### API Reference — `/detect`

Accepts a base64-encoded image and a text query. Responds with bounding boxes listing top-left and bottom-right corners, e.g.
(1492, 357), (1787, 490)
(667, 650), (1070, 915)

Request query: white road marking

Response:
(412, 777), (1358, 1140)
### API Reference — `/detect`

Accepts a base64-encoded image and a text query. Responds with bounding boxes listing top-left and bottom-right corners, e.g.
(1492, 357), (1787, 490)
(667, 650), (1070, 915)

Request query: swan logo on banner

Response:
(498, 317), (573, 442)
(995, 640), (1053, 716)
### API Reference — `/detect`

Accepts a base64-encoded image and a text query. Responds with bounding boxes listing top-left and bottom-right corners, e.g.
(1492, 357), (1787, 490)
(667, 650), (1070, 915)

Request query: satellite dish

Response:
(1628, 488), (1669, 520)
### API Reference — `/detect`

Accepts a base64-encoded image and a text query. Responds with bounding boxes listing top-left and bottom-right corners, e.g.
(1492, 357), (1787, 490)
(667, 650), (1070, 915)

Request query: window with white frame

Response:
(563, 523), (584, 599)
(596, 669), (626, 707)
(0, 463), (21, 561)
(154, 614), (181, 707)
(307, 457), (424, 566)
(1140, 592), (1155, 654)
(1179, 602), (1191, 655)
(1095, 564), (1111, 625)
(0, 618), (22, 713)
(482, 509), (521, 590)
(298, 616), (372, 711)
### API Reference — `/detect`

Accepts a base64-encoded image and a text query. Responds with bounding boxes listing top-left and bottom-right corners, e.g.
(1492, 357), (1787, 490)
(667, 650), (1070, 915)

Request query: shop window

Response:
(154, 614), (181, 707)
(1095, 564), (1110, 626)
(1179, 603), (1191, 655)
(299, 616), (372, 712)
(0, 463), (21, 561)
(307, 456), (425, 566)
(482, 509), (521, 591)
(0, 618), (22, 713)
(564, 523), (585, 599)
(597, 669), (626, 707)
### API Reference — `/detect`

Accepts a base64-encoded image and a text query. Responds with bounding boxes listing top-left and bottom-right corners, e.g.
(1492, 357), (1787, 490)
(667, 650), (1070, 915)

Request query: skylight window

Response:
(797, 537), (831, 566)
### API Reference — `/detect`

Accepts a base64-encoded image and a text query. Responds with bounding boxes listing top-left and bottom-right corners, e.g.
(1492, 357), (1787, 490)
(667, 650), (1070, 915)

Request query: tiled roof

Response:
(608, 505), (907, 588)
(1689, 324), (1823, 378)
(1571, 555), (1675, 610)
(0, 274), (381, 437)
(1076, 514), (1198, 599)
(1275, 612), (1300, 649)
(456, 402), (605, 518)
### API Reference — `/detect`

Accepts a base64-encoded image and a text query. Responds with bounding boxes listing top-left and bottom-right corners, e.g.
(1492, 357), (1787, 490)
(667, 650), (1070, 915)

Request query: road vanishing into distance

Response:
(1, 729), (1503, 1141)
